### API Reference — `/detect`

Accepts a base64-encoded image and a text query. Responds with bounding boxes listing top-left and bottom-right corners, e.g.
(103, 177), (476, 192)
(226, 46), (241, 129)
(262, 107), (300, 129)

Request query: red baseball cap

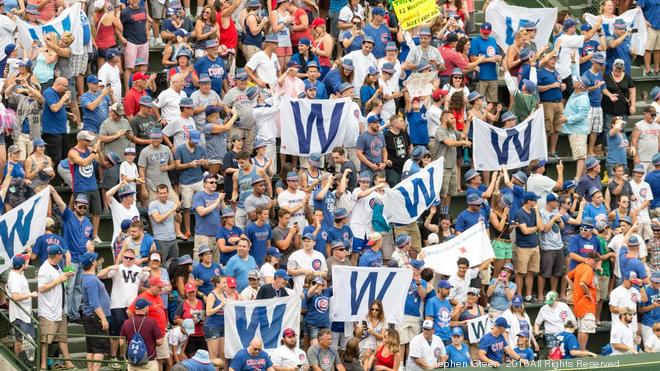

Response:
(283, 328), (297, 338)
(432, 89), (448, 101)
(133, 72), (149, 81)
(226, 276), (237, 288)
(149, 277), (165, 287)
(184, 283), (197, 293)
(311, 18), (326, 28)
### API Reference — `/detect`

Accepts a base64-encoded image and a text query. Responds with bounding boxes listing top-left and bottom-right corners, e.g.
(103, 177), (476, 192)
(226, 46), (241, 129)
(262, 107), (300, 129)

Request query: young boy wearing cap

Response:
(105, 179), (141, 246)
(167, 318), (195, 364)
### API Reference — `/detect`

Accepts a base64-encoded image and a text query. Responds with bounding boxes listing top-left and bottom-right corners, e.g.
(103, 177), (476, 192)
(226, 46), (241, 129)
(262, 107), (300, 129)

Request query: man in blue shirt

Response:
(619, 236), (649, 283)
(192, 174), (223, 261)
(568, 217), (600, 271)
(582, 51), (607, 157)
(578, 24), (606, 75)
(514, 192), (541, 303)
(640, 271), (660, 347)
(175, 129), (207, 238)
(194, 40), (226, 96)
(229, 338), (274, 371)
(303, 61), (328, 99)
(537, 53), (565, 158)
(358, 232), (383, 267)
(465, 169), (496, 217)
(246, 207), (273, 265)
(80, 75), (114, 133)
(478, 317), (526, 367)
(356, 115), (386, 175)
(606, 18), (633, 75)
(80, 252), (111, 362)
(42, 77), (71, 165)
(31, 217), (71, 268)
(582, 187), (607, 223)
(469, 22), (502, 103)
(225, 238), (259, 292)
(327, 208), (354, 257)
(554, 320), (598, 358)
(362, 7), (389, 58)
(425, 280), (457, 344)
(646, 153), (660, 213)
(455, 193), (489, 233)
(576, 157), (602, 201)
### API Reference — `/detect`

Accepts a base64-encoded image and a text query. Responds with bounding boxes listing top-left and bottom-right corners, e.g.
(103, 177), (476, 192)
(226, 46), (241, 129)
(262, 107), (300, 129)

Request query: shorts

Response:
(276, 46), (293, 57)
(156, 339), (170, 359)
(646, 26), (660, 51)
(514, 246), (540, 274)
(588, 106), (604, 133)
(75, 190), (103, 216)
(204, 324), (224, 340)
(492, 239), (512, 259)
(102, 163), (120, 189)
(542, 102), (564, 133)
(596, 275), (610, 301)
(13, 319), (36, 341)
(180, 181), (204, 209)
(352, 236), (367, 254)
(568, 134), (587, 159)
(561, 76), (574, 101)
(150, 0), (166, 19)
(578, 312), (596, 334)
(110, 308), (128, 336)
(381, 231), (394, 260)
(70, 52), (88, 76)
(477, 80), (498, 103)
(83, 314), (111, 354)
(397, 316), (421, 344)
(39, 317), (68, 344)
(15, 133), (33, 161)
(393, 223), (422, 252)
(441, 168), (458, 196)
(124, 42), (149, 69)
(194, 235), (218, 262)
(540, 249), (564, 278)
(128, 360), (159, 371)
(241, 44), (262, 63)
(157, 239), (179, 265)
(304, 323), (324, 340)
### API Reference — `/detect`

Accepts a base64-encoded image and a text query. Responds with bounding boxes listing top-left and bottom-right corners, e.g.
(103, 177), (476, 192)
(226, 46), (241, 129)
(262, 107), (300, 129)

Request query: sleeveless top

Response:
(95, 12), (117, 49)
(251, 156), (269, 172)
(459, 305), (482, 334)
(28, 154), (51, 189)
(195, 22), (214, 50)
(490, 210), (511, 241)
(237, 166), (258, 208)
(70, 147), (97, 193)
(612, 209), (624, 229)
(205, 291), (225, 327)
(218, 10), (238, 49)
(313, 36), (331, 67)
(375, 345), (394, 369)
(304, 168), (322, 193)
(243, 14), (264, 47)
(33, 53), (55, 83)
(274, 9), (292, 47)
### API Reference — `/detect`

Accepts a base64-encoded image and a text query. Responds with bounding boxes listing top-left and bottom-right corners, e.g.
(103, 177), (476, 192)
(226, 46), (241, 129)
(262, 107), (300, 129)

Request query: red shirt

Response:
(439, 45), (469, 77)
(128, 291), (167, 334)
(120, 315), (163, 360)
(290, 8), (313, 46)
(175, 298), (205, 337)
(124, 87), (146, 118)
(217, 10), (238, 49)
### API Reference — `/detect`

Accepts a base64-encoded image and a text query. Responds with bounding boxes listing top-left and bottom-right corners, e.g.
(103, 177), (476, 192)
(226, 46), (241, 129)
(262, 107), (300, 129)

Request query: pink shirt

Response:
(439, 46), (469, 77)
(278, 76), (305, 98)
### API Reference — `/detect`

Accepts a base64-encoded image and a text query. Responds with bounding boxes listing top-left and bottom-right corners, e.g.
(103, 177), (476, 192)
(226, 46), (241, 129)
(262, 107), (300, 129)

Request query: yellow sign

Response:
(392, 0), (441, 30)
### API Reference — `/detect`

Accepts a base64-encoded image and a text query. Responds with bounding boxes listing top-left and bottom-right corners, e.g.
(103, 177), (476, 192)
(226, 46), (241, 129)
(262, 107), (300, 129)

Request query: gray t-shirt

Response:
(307, 344), (341, 371)
(356, 130), (385, 171)
(130, 113), (159, 153)
(434, 126), (460, 168)
(223, 87), (255, 129)
(244, 193), (271, 214)
(148, 200), (176, 241)
(100, 117), (133, 161)
(190, 89), (221, 130)
(539, 207), (563, 251)
(272, 226), (295, 264)
(137, 144), (174, 192)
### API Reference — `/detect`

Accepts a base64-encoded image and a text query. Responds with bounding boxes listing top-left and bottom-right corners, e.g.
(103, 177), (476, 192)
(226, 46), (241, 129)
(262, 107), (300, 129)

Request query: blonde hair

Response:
(60, 32), (75, 46)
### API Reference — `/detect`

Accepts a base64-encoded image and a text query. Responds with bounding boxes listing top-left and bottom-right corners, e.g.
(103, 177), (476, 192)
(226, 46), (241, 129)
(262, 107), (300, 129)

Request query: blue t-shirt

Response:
(42, 88), (67, 134)
(224, 254), (258, 292)
(582, 69), (604, 107)
(303, 79), (328, 99)
(360, 85), (377, 114)
(646, 170), (660, 209)
(192, 191), (222, 236)
(81, 273), (111, 317)
(192, 262), (223, 296)
(216, 225), (244, 265)
(445, 344), (471, 368)
(356, 131), (385, 171)
(62, 208), (93, 263)
(194, 56), (226, 95)
(363, 23), (389, 59)
(229, 349), (273, 371)
(328, 225), (353, 251)
(606, 37), (632, 75)
(455, 209), (488, 232)
(607, 131), (629, 166)
(502, 185), (524, 220)
(641, 284), (660, 327)
(329, 0), (348, 13)
(404, 279), (427, 317)
(567, 234), (599, 271)
(179, 359), (216, 371)
(302, 225), (330, 257)
(582, 203), (607, 224)
(619, 247), (648, 281)
(407, 107), (428, 145)
(175, 144), (206, 185)
(537, 67), (562, 102)
(514, 347), (534, 361)
(555, 331), (579, 359)
(33, 233), (68, 267)
(246, 222), (272, 265)
(313, 189), (336, 230)
(468, 36), (499, 81)
(639, 0), (660, 29)
(579, 40), (601, 75)
(80, 91), (111, 133)
(322, 68), (344, 94)
(305, 288), (332, 327)
(341, 31), (363, 55)
(358, 247), (383, 267)
(425, 296), (453, 342)
(514, 208), (539, 247)
(478, 332), (508, 363)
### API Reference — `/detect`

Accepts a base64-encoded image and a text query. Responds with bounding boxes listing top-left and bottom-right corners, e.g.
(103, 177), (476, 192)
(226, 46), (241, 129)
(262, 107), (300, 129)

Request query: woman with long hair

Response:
(322, 60), (354, 95)
(194, 5), (219, 58)
(216, 0), (241, 70)
(454, 288), (486, 359)
(270, 0), (294, 72)
(443, 0), (468, 27)
(174, 282), (207, 358)
(260, 248), (281, 285)
(442, 68), (469, 101)
(92, 1), (122, 69)
(30, 33), (58, 91)
(217, 209), (246, 266)
(486, 263), (516, 317)
(240, 0), (268, 62)
(168, 49), (199, 97)
(342, 337), (364, 371)
(340, 16), (365, 56)
(489, 192), (513, 278)
(599, 0), (617, 20)
(359, 299), (387, 363)
(608, 194), (633, 231)
(23, 139), (54, 193)
(365, 329), (402, 371)
(311, 18), (333, 79)
(505, 29), (528, 77)
(171, 255), (195, 298)
(205, 276), (228, 361)
(360, 67), (381, 114)
(502, 296), (540, 353)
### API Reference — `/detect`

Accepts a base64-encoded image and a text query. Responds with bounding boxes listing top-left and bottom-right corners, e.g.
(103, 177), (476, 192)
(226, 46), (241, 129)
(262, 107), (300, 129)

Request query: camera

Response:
(629, 28), (638, 33)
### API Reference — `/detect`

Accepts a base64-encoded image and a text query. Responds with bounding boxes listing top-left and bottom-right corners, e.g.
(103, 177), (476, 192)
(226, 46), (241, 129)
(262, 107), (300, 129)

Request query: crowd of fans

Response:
(0, 0), (659, 370)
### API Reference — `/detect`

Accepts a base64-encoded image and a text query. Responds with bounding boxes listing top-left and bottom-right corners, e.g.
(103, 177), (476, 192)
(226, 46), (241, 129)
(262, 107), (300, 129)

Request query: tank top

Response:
(218, 10), (238, 49)
(459, 305), (482, 334)
(95, 12), (117, 49)
(33, 53), (55, 83)
(237, 166), (258, 208)
(205, 291), (225, 327)
(251, 156), (269, 172)
(195, 22), (214, 50)
(70, 147), (97, 193)
(313, 36), (331, 67)
(304, 168), (322, 193)
(181, 299), (205, 337)
(243, 14), (264, 47)
(375, 345), (394, 369)
(274, 9), (292, 47)
(28, 154), (50, 189)
(612, 209), (624, 230)
(490, 210), (511, 240)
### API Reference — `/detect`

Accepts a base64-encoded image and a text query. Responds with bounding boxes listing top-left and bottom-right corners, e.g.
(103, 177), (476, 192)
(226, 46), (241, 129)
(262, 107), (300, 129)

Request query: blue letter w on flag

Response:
(235, 304), (286, 349)
(0, 195), (42, 257)
(490, 124), (533, 165)
(350, 271), (396, 315)
(396, 167), (437, 218)
(291, 101), (345, 154)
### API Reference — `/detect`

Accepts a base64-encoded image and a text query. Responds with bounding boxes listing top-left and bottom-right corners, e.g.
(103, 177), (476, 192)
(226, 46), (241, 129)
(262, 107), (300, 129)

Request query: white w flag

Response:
(473, 107), (547, 171)
(331, 266), (412, 324)
(467, 315), (494, 343)
(585, 9), (647, 56)
(485, 0), (557, 52)
(421, 222), (494, 276)
(15, 3), (88, 55)
(224, 295), (301, 358)
(382, 157), (444, 224)
(0, 188), (50, 273)
(279, 97), (357, 156)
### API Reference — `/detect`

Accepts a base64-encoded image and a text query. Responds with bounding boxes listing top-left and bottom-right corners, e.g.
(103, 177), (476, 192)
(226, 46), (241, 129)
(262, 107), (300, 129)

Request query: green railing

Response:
(506, 0), (549, 8)
(0, 286), (39, 371)
(45, 333), (128, 370)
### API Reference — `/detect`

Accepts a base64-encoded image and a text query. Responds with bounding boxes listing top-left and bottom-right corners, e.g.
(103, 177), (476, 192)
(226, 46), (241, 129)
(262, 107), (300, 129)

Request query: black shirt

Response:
(384, 129), (411, 174)
(256, 284), (289, 300)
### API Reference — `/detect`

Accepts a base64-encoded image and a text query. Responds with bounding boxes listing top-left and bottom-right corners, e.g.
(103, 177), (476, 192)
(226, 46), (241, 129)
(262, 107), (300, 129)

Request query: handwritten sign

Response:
(392, 0), (441, 30)
(402, 72), (437, 98)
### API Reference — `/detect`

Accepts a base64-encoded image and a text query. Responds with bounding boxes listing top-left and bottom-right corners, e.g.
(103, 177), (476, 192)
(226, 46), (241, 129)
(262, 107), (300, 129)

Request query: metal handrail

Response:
(43, 333), (128, 370)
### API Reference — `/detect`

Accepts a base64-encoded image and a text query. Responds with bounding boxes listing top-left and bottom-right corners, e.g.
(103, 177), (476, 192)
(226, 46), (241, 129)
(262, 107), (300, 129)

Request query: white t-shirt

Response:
(343, 101), (363, 148)
(634, 120), (660, 162)
(270, 345), (309, 368)
(556, 34), (584, 79)
(246, 51), (280, 87)
(608, 233), (647, 278)
(7, 270), (32, 323)
(156, 88), (188, 123)
(338, 4), (365, 23)
(377, 59), (402, 90)
(162, 115), (197, 149)
(343, 50), (377, 97)
(609, 285), (640, 331)
(98, 62), (122, 102)
(241, 286), (258, 300)
(260, 262), (276, 286)
(107, 264), (147, 309)
(167, 326), (189, 355)
(406, 333), (446, 371)
(37, 263), (65, 321)
(0, 14), (17, 59)
(630, 179), (653, 223)
(610, 321), (635, 355)
(277, 190), (308, 229)
(349, 188), (376, 239)
(534, 302), (575, 334)
(426, 104), (442, 140)
(448, 268), (479, 304)
(287, 249), (328, 294)
(119, 161), (139, 194)
(526, 173), (556, 208)
(109, 198), (140, 246)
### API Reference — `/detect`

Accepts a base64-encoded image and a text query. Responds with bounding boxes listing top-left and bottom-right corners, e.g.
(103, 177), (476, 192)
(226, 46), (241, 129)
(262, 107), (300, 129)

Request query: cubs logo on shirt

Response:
(79, 163), (94, 178)
(299, 354), (306, 361)
(321, 355), (331, 367)
(631, 293), (638, 303)
(434, 347), (442, 358)
(315, 296), (329, 312)
(312, 259), (322, 270)
(321, 231), (328, 240)
(84, 226), (93, 238)
(560, 310), (568, 321)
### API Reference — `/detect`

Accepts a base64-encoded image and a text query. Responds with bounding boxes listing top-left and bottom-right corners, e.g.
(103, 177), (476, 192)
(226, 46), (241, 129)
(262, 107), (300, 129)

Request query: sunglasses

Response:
(206, 181), (217, 184)
(123, 256), (135, 260)
(649, 113), (657, 117)
(580, 227), (592, 232)
(371, 308), (380, 312)
(77, 205), (88, 209)
(453, 76), (463, 79)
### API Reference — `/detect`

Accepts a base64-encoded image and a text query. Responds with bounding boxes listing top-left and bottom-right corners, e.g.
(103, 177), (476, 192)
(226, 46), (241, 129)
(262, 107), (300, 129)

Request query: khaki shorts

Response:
(396, 315), (421, 344)
(15, 133), (33, 161)
(150, 0), (166, 19)
(543, 102), (564, 133)
(647, 26), (660, 51)
(381, 231), (395, 260)
(393, 223), (422, 252)
(180, 181), (204, 209)
(441, 168), (458, 196)
(156, 337), (170, 359)
(596, 275), (609, 301)
(477, 80), (498, 102)
(194, 235), (218, 262)
(128, 360), (160, 371)
(578, 312), (596, 334)
(39, 317), (68, 344)
(148, 187), (179, 203)
(514, 246), (540, 274)
(568, 134), (588, 159)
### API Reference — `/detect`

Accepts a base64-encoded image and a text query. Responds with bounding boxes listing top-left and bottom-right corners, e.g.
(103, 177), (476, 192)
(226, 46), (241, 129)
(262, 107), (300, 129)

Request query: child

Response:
(168, 318), (195, 364)
(513, 331), (535, 361)
(304, 276), (332, 346)
(112, 219), (133, 263)
(119, 147), (141, 197)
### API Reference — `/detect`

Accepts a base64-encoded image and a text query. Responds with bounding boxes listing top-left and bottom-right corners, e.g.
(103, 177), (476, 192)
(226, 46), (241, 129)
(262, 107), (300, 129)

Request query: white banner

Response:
(224, 295), (301, 358)
(585, 9), (647, 56)
(421, 222), (494, 276)
(403, 72), (437, 98)
(473, 107), (547, 171)
(467, 314), (493, 344)
(331, 266), (412, 324)
(15, 3), (89, 55)
(0, 188), (50, 273)
(485, 0), (557, 52)
(279, 97), (356, 156)
(382, 157), (444, 224)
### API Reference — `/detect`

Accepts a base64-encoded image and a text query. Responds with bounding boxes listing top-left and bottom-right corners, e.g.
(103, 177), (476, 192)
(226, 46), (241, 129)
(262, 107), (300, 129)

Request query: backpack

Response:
(127, 317), (149, 365)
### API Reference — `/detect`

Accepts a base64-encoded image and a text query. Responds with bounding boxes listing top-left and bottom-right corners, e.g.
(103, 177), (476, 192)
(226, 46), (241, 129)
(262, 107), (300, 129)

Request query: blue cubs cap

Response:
(105, 48), (121, 59)
(287, 60), (300, 69)
(235, 69), (248, 80)
(274, 269), (290, 280)
(47, 245), (63, 255)
(467, 193), (483, 205)
(523, 191), (539, 202)
(205, 39), (219, 49)
(267, 247), (282, 258)
(306, 60), (319, 70)
(189, 129), (201, 143)
(302, 233), (315, 240)
(135, 298), (152, 310)
(585, 157), (599, 169)
(651, 271), (660, 283)
(546, 193), (558, 203)
(86, 75), (99, 84)
(371, 7), (385, 16)
(562, 180), (577, 190)
(358, 172), (371, 182)
(252, 139), (267, 149)
(410, 259), (424, 270)
(32, 137), (46, 147)
(581, 217), (595, 228)
(221, 207), (235, 218)
(519, 48), (532, 61)
(523, 79), (536, 93)
(438, 280), (453, 289)
(367, 115), (382, 124)
(304, 80), (317, 91)
(121, 219), (132, 231)
(331, 240), (346, 249)
(4, 43), (15, 56)
(75, 193), (90, 205)
(298, 38), (311, 46)
(575, 75), (592, 90)
(80, 252), (99, 269)
(12, 254), (27, 269)
(204, 105), (222, 116)
(334, 208), (348, 220)
(367, 66), (378, 75)
(480, 22), (492, 32)
(417, 60), (432, 72)
(308, 152), (322, 166)
(464, 168), (479, 181)
(628, 236), (640, 245)
(563, 18), (579, 29)
(494, 317), (510, 328)
(531, 159), (547, 171)
(118, 186), (135, 198)
(581, 24), (592, 32)
(451, 327), (464, 337)
(517, 330), (530, 338)
(451, 67), (463, 76)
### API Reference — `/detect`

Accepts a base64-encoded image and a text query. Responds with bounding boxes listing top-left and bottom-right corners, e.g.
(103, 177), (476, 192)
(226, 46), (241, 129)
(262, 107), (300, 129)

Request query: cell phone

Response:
(629, 28), (638, 33)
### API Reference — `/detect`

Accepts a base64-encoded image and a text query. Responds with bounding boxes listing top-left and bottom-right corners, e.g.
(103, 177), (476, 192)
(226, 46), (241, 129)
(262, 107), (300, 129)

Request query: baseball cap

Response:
(545, 291), (558, 305)
(12, 254), (27, 269)
(502, 262), (514, 273)
(467, 91), (483, 102)
(588, 186), (602, 197)
(546, 193), (558, 203)
(77, 130), (95, 142)
(480, 22), (492, 33)
(198, 73), (211, 84)
(432, 89), (448, 101)
(512, 295), (524, 308)
(592, 52), (606, 64)
(80, 252), (99, 269)
(562, 180), (576, 191)
(494, 317), (510, 328)
(274, 269), (291, 280)
(563, 18), (579, 29)
(418, 27), (431, 36)
(47, 245), (64, 255)
(427, 233), (440, 245)
(45, 217), (55, 228)
(264, 33), (279, 43)
(181, 318), (195, 334)
(135, 298), (152, 310)
(523, 21), (537, 30)
(523, 191), (539, 202)
(302, 233), (315, 241)
(283, 328), (297, 338)
(184, 282), (197, 293)
(523, 79), (536, 93)
(371, 7), (385, 16)
(628, 236), (640, 246)
(149, 252), (161, 262)
(410, 259), (424, 270)
(189, 129), (201, 144)
(124, 147), (136, 155)
(267, 247), (282, 258)
(613, 58), (626, 68)
(226, 277), (237, 288)
(110, 103), (125, 115)
(651, 87), (660, 102)
(149, 128), (163, 139)
(438, 280), (453, 289)
(422, 320), (434, 330)
(411, 146), (429, 160)
(149, 277), (165, 287)
(381, 62), (395, 74)
(367, 232), (382, 246)
(451, 327), (464, 337)
(105, 48), (121, 59)
(86, 75), (99, 84)
(311, 18), (326, 28)
(32, 137), (46, 147)
(248, 270), (260, 279)
(367, 115), (382, 124)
